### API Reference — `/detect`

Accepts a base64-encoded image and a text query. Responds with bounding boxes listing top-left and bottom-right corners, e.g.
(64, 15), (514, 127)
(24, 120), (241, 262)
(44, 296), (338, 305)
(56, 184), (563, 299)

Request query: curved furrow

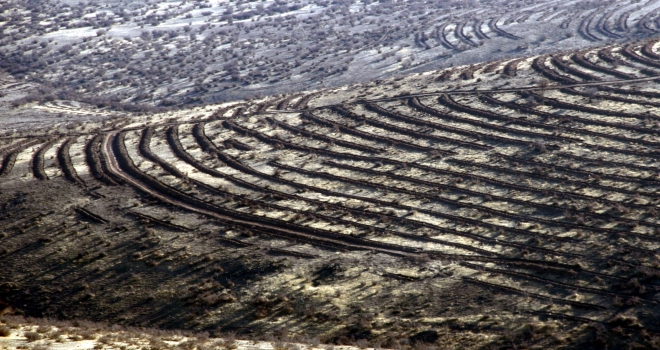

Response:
(595, 9), (623, 39)
(218, 119), (660, 234)
(228, 114), (660, 219)
(271, 160), (660, 243)
(571, 52), (638, 80)
(556, 152), (660, 174)
(419, 154), (656, 211)
(0, 140), (42, 178)
(472, 18), (489, 40)
(635, 7), (660, 33)
(642, 40), (660, 60)
(437, 94), (660, 160)
(221, 119), (399, 164)
(435, 23), (460, 51)
(577, 10), (601, 42)
(188, 125), (593, 259)
(596, 47), (622, 65)
(503, 59), (523, 77)
(269, 116), (385, 154)
(151, 126), (496, 257)
(462, 277), (607, 310)
(32, 140), (56, 180)
(57, 137), (85, 185)
(551, 57), (601, 82)
(488, 17), (521, 40)
(204, 124), (590, 245)
(334, 105), (492, 151)
(139, 127), (187, 178)
(537, 9), (565, 23)
(532, 56), (578, 84)
(454, 21), (478, 47)
(533, 55), (660, 99)
(296, 112), (453, 154)
(445, 157), (654, 199)
(485, 92), (660, 154)
(236, 114), (659, 217)
(187, 130), (502, 256)
(371, 99), (561, 146)
(616, 9), (633, 31)
(495, 148), (660, 187)
(428, 95), (574, 141)
(108, 129), (430, 258)
(276, 94), (300, 111)
(464, 264), (657, 303)
(322, 159), (660, 231)
(479, 94), (660, 140)
(85, 134), (120, 186)
(621, 43), (660, 70)
(290, 92), (319, 110)
(520, 88), (660, 125)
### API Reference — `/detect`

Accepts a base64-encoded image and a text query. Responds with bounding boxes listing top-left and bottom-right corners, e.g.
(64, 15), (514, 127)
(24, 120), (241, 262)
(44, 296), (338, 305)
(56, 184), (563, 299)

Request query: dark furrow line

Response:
(577, 10), (601, 42)
(468, 263), (657, 302)
(555, 152), (660, 173)
(191, 125), (594, 258)
(139, 127), (187, 178)
(462, 277), (607, 310)
(180, 125), (493, 256)
(620, 44), (660, 70)
(572, 52), (636, 79)
(74, 207), (109, 224)
(617, 9), (632, 31)
(0, 140), (43, 178)
(85, 134), (120, 186)
(57, 137), (85, 185)
(454, 21), (478, 47)
(473, 18), (489, 40)
(484, 93), (660, 149)
(435, 22), (460, 50)
(336, 105), (492, 150)
(425, 95), (575, 142)
(642, 40), (660, 60)
(488, 17), (521, 40)
(112, 129), (423, 257)
(295, 113), (452, 154)
(277, 94), (300, 111)
(595, 9), (623, 39)
(269, 116), (385, 154)
(217, 119), (656, 245)
(367, 150), (654, 211)
(0, 151), (20, 178)
(503, 59), (523, 77)
(445, 157), (649, 198)
(223, 119), (396, 163)
(533, 55), (660, 103)
(487, 151), (660, 190)
(271, 161), (660, 244)
(290, 92), (319, 110)
(322, 159), (659, 231)
(370, 99), (549, 146)
(32, 140), (55, 180)
(481, 93), (655, 139)
(130, 211), (191, 232)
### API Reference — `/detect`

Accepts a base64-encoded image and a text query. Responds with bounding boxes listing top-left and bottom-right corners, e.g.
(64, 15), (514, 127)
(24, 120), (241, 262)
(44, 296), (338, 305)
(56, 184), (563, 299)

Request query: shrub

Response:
(0, 325), (10, 337)
(25, 331), (43, 342)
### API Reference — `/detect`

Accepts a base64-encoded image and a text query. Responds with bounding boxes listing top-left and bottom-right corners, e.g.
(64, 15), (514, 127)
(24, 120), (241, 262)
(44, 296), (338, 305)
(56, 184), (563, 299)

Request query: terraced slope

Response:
(4, 40), (660, 348)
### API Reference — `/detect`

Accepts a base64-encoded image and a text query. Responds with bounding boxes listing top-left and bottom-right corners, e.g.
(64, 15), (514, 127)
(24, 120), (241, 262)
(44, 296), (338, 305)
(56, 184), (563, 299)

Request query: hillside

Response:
(3, 0), (660, 106)
(3, 39), (660, 349)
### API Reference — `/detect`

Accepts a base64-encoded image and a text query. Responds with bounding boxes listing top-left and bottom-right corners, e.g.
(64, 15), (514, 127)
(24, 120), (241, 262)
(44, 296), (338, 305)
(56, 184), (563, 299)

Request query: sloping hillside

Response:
(4, 39), (660, 349)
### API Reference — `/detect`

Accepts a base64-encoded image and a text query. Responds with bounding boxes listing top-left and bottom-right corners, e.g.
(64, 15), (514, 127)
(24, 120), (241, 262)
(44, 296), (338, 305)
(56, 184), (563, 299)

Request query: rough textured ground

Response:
(2, 0), (660, 106)
(4, 38), (660, 349)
